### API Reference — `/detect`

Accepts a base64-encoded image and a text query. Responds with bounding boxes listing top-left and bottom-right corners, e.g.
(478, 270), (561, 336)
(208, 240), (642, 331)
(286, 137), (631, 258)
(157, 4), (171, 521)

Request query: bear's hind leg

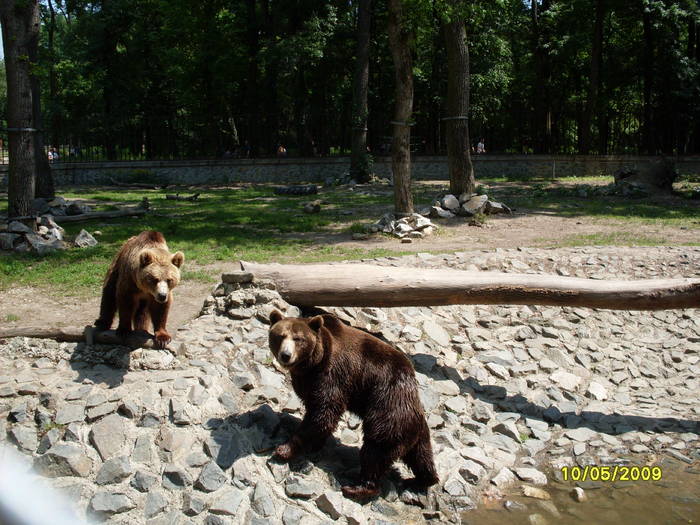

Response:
(95, 269), (119, 331)
(402, 426), (439, 491)
(342, 440), (400, 501)
(116, 295), (137, 339)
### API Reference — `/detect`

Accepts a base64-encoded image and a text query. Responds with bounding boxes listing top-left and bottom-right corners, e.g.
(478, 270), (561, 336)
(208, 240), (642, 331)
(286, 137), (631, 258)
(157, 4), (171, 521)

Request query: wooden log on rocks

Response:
(0, 325), (165, 349)
(239, 261), (700, 310)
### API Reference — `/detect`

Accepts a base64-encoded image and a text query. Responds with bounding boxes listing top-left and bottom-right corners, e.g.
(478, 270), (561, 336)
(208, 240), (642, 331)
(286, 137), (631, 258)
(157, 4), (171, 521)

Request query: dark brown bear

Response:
(94, 231), (184, 349)
(268, 310), (438, 500)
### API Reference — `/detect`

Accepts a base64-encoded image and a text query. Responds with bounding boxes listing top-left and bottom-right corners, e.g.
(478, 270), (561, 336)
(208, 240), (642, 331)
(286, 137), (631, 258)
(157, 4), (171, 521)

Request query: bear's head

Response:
(268, 309), (324, 370)
(136, 248), (185, 303)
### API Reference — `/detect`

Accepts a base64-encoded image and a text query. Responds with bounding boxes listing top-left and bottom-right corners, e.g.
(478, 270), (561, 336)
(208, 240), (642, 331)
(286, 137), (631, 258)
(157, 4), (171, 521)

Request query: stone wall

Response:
(1, 155), (699, 187)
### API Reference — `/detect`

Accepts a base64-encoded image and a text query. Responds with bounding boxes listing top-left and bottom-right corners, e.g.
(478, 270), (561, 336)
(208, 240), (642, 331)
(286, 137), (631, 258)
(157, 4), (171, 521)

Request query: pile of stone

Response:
(0, 246), (698, 524)
(426, 192), (511, 219)
(32, 196), (93, 217)
(367, 212), (438, 242)
(0, 219), (97, 254)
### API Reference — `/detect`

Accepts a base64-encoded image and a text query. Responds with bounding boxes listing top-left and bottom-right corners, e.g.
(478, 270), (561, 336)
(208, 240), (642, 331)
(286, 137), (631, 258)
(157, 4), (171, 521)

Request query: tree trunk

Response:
(28, 7), (54, 200)
(245, 0), (260, 157)
(387, 0), (414, 217)
(350, 0), (372, 182)
(239, 261), (700, 311)
(578, 0), (605, 154)
(443, 12), (475, 196)
(1, 0), (39, 218)
(642, 4), (654, 154)
(531, 0), (552, 153)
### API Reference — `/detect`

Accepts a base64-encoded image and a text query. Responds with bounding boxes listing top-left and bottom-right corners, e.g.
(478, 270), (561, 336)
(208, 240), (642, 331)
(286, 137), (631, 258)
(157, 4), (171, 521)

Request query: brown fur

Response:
(94, 231), (184, 348)
(268, 310), (438, 500)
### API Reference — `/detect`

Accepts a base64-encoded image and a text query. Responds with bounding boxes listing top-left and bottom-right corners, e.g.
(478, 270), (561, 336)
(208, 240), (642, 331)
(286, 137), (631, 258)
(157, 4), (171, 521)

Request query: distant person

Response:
(277, 144), (287, 157)
(476, 139), (486, 154)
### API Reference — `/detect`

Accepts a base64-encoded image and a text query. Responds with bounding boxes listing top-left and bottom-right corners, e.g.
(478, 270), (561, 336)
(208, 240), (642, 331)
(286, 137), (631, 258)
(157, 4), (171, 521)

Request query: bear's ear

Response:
(171, 251), (185, 268)
(269, 309), (284, 325)
(139, 249), (155, 268)
(308, 315), (324, 332)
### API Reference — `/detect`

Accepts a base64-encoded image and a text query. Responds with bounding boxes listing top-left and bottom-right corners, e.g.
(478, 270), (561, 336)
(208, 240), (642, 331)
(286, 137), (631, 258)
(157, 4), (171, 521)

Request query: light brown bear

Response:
(94, 231), (184, 349)
(268, 310), (439, 500)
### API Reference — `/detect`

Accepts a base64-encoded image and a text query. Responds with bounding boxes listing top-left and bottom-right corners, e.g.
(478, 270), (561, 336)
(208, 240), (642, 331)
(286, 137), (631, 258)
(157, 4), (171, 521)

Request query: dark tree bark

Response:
(245, 0), (260, 157)
(1, 0), (39, 217)
(28, 4), (54, 199)
(642, 4), (654, 154)
(387, 0), (414, 217)
(350, 0), (372, 182)
(443, 12), (475, 196)
(578, 0), (605, 154)
(47, 0), (59, 148)
(531, 0), (552, 153)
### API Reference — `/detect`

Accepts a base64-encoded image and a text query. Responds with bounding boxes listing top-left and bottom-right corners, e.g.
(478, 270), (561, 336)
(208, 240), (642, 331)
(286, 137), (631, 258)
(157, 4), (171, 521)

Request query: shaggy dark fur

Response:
(268, 310), (439, 500)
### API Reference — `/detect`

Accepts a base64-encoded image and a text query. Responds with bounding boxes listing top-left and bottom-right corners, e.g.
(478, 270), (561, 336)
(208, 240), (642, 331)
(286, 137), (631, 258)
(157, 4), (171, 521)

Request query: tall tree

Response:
(350, 0), (372, 182)
(1, 0), (40, 217)
(530, 0), (553, 153)
(578, 0), (605, 154)
(443, 2), (475, 196)
(387, 0), (414, 217)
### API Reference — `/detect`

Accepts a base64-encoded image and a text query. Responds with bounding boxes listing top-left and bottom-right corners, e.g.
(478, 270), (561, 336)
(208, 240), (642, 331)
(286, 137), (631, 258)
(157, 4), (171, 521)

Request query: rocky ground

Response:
(1, 246), (699, 524)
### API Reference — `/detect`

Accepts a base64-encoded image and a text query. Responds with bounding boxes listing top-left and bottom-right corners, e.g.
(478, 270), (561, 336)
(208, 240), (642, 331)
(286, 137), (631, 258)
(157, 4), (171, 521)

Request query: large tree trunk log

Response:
(239, 261), (700, 310)
(0, 326), (166, 349)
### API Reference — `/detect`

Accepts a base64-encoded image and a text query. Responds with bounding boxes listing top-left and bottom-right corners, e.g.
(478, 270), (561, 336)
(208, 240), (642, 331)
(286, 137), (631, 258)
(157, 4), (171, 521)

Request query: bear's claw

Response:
(154, 331), (171, 349)
(341, 484), (380, 500)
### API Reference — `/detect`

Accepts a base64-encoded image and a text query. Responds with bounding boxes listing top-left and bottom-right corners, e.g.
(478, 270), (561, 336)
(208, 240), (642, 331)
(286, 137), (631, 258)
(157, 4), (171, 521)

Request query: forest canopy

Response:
(4, 0), (700, 160)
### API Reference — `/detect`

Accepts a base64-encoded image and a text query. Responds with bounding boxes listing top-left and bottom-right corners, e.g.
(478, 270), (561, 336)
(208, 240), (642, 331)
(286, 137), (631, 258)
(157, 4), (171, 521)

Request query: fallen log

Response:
(165, 193), (200, 201)
(109, 177), (168, 190)
(51, 207), (148, 223)
(0, 326), (165, 349)
(239, 261), (700, 311)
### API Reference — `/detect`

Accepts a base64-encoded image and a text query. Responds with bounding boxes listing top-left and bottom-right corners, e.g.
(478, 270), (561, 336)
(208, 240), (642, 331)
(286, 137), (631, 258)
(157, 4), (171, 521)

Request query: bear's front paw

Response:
(154, 330), (172, 349)
(341, 483), (380, 500)
(273, 442), (296, 461)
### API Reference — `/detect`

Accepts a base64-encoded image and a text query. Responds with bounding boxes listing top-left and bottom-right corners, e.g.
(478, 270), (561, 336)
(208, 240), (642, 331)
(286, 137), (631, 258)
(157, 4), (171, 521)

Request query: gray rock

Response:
(96, 456), (133, 485)
(162, 464), (194, 489)
(423, 320), (450, 346)
(430, 206), (456, 219)
(222, 272), (254, 284)
(441, 194), (460, 212)
(132, 470), (159, 492)
(564, 427), (597, 442)
(459, 460), (486, 484)
(0, 233), (19, 250)
(9, 426), (38, 452)
(195, 461), (228, 492)
(285, 477), (321, 499)
(251, 482), (276, 517)
(74, 229), (98, 248)
(491, 467), (516, 488)
(515, 468), (548, 485)
(183, 493), (207, 516)
(585, 382), (608, 400)
(37, 427), (61, 454)
(34, 443), (93, 477)
(145, 490), (169, 518)
(493, 421), (521, 443)
(90, 492), (135, 515)
(89, 413), (128, 460)
(8, 221), (34, 234)
(55, 403), (85, 425)
(551, 371), (581, 391)
(209, 487), (247, 516)
(461, 195), (488, 215)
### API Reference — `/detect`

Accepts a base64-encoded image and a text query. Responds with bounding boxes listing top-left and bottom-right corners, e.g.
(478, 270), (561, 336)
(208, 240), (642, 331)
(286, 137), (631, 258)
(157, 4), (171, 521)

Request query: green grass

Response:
(547, 231), (700, 248)
(5, 313), (20, 322)
(1, 178), (698, 295)
(0, 185), (408, 293)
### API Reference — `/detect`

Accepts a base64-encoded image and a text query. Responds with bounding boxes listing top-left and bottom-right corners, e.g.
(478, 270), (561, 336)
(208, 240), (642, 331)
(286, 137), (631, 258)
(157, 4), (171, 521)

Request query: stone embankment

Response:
(1, 246), (698, 524)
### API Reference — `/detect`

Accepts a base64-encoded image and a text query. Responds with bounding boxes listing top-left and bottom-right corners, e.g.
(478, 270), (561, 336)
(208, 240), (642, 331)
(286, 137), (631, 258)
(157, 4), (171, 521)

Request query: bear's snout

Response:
(279, 349), (292, 364)
(276, 337), (297, 367)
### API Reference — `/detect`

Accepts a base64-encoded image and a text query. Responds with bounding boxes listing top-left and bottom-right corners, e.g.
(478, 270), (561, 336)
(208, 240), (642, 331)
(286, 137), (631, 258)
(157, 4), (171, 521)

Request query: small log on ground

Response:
(0, 326), (165, 349)
(51, 207), (148, 223)
(109, 177), (168, 190)
(165, 193), (200, 201)
(239, 261), (700, 311)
